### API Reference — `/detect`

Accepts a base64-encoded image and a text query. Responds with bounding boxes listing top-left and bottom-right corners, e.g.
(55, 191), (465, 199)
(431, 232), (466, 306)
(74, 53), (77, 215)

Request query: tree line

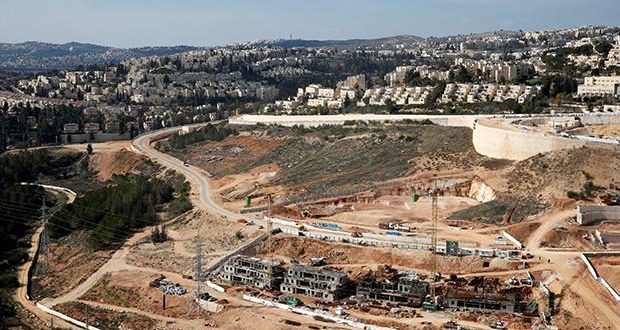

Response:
(169, 123), (236, 149)
(0, 150), (50, 327)
(49, 174), (175, 249)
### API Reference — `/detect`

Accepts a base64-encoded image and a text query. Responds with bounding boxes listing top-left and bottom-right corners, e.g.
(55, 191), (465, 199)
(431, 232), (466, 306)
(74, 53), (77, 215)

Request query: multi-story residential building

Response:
(577, 76), (620, 97)
(441, 83), (539, 104)
(357, 272), (429, 307)
(385, 66), (414, 86)
(219, 255), (284, 290)
(317, 88), (335, 99)
(307, 98), (327, 107)
(606, 37), (620, 67)
(280, 264), (351, 301)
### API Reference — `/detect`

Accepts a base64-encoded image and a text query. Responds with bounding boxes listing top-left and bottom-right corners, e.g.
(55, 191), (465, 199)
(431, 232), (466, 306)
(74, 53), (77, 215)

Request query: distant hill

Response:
(246, 35), (424, 49)
(0, 42), (198, 72)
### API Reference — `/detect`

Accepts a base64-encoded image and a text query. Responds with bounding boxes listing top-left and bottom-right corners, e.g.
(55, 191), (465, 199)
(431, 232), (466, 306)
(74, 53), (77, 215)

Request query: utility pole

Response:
(50, 318), (53, 330)
(38, 196), (49, 276)
(84, 304), (89, 329)
(188, 227), (203, 316)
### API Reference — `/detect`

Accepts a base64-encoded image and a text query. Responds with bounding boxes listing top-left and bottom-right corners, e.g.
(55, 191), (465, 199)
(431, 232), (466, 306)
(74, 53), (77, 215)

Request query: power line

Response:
(37, 196), (49, 276)
(188, 226), (203, 317)
(0, 204), (134, 242)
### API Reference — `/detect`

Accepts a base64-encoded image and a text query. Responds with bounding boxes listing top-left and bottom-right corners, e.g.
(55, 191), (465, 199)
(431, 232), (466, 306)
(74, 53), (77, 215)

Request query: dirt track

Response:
(14, 186), (80, 329)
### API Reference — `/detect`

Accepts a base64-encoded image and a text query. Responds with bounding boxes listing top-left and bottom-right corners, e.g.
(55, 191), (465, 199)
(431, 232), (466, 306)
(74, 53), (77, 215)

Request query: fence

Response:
(36, 303), (101, 330)
(243, 294), (395, 330)
(581, 252), (620, 302)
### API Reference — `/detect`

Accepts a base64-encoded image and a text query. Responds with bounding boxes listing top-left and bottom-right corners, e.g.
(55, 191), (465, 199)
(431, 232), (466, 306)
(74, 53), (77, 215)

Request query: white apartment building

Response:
(307, 99), (327, 107)
(385, 66), (414, 86)
(577, 76), (620, 97)
(275, 100), (300, 110)
(605, 36), (620, 67)
(360, 86), (433, 106)
(317, 88), (335, 99)
(441, 83), (538, 104)
(304, 84), (322, 98)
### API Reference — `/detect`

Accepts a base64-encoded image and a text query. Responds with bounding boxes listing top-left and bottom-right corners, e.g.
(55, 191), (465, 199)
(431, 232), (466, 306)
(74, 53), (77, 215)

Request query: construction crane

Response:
(266, 194), (273, 279)
(427, 186), (439, 310)
(414, 182), (441, 311)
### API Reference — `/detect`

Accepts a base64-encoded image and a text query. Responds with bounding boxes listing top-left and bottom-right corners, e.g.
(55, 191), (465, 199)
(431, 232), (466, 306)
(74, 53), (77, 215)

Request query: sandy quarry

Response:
(591, 255), (620, 291)
(262, 236), (523, 278)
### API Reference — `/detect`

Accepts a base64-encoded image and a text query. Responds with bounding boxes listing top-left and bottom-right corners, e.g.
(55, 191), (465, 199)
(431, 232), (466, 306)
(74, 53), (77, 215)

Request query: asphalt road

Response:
(132, 123), (242, 220)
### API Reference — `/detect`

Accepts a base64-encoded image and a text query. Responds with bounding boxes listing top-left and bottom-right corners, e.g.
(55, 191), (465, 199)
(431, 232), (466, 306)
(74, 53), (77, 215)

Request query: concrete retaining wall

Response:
(601, 231), (620, 244)
(580, 253), (600, 280)
(600, 277), (620, 302)
(231, 113), (619, 162)
(580, 113), (620, 125)
(197, 298), (224, 313)
(206, 280), (225, 293)
(243, 294), (395, 330)
(581, 253), (620, 302)
(36, 303), (101, 330)
(577, 205), (620, 225)
(472, 121), (586, 160)
(502, 230), (524, 249)
(60, 132), (132, 144)
(230, 114), (485, 128)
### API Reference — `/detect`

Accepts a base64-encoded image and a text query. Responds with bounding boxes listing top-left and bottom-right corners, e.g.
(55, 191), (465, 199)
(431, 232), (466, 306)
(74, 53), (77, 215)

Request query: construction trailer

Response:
(356, 272), (430, 307)
(280, 264), (352, 302)
(219, 255), (284, 290)
(444, 289), (516, 313)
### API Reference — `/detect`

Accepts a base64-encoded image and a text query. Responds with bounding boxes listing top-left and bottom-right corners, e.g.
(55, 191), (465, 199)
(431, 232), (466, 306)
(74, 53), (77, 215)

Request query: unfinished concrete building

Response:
(219, 255), (284, 290)
(444, 289), (516, 313)
(356, 272), (430, 307)
(280, 264), (351, 301)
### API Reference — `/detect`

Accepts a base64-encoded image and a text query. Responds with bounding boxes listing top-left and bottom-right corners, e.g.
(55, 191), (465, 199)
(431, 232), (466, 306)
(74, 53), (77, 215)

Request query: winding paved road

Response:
(132, 123), (241, 220)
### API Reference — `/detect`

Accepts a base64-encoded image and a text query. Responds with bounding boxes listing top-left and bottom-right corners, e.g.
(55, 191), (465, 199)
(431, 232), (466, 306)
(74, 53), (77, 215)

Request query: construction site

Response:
(13, 114), (620, 330)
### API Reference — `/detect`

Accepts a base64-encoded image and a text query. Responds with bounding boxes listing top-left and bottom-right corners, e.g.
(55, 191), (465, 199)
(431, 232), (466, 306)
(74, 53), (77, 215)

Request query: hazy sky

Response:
(1, 0), (618, 48)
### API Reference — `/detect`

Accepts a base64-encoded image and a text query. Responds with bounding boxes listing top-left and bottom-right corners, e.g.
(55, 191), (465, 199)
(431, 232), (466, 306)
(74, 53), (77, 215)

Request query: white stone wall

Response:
(577, 205), (620, 225)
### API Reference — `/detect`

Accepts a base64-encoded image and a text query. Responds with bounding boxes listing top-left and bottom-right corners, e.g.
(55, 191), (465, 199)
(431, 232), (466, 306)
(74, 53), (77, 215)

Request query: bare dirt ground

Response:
(262, 236), (520, 279)
(540, 226), (592, 249)
(55, 300), (159, 330)
(32, 231), (114, 299)
(504, 221), (542, 243)
(80, 271), (203, 319)
(591, 255), (620, 291)
(497, 147), (620, 199)
(554, 276), (618, 330)
(568, 124), (620, 137)
(327, 195), (480, 227)
(126, 210), (260, 274)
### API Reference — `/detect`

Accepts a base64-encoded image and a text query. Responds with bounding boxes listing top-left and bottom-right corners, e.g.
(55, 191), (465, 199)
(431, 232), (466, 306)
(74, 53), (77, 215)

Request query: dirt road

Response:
(13, 185), (80, 329)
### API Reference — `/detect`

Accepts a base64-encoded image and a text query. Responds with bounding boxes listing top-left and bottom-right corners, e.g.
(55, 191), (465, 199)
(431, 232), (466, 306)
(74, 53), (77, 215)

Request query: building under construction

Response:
(356, 272), (430, 307)
(219, 255), (284, 290)
(444, 289), (516, 313)
(280, 264), (352, 301)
